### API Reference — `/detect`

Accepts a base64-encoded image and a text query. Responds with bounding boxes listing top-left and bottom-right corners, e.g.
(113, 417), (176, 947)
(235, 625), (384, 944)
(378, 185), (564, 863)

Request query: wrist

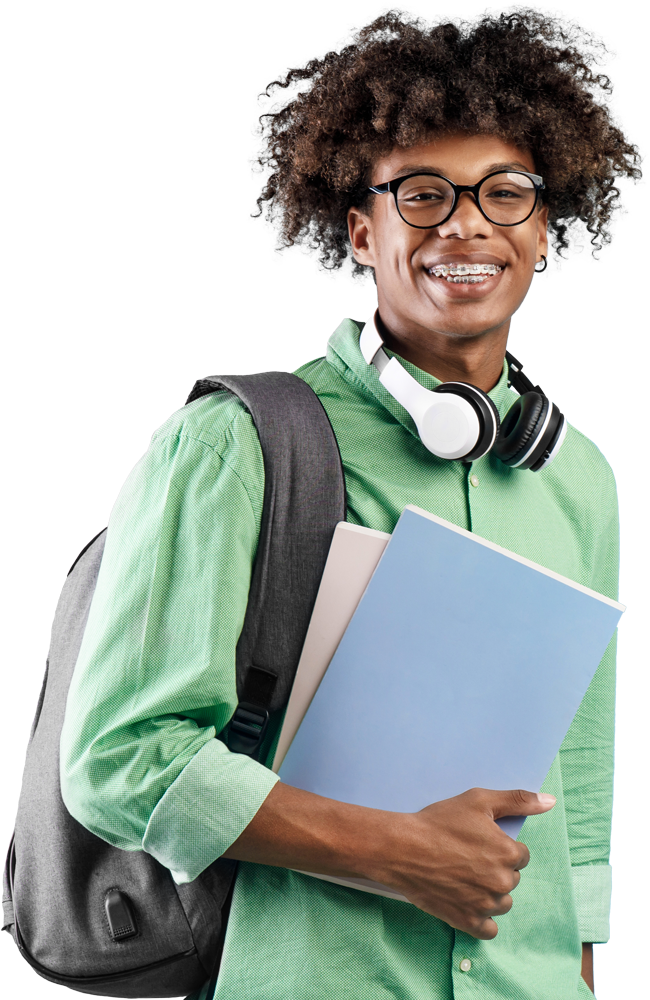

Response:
(356, 809), (417, 887)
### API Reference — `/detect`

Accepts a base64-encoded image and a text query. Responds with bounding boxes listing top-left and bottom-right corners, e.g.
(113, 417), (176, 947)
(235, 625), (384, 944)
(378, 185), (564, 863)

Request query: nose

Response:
(436, 191), (493, 240)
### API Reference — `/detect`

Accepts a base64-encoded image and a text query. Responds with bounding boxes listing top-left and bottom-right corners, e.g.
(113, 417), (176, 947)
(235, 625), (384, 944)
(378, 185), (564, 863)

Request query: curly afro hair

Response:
(255, 9), (640, 273)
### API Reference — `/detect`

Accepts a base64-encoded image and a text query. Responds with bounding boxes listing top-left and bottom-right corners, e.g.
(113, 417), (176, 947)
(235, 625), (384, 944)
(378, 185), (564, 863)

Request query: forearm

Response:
(581, 943), (594, 993)
(222, 782), (394, 880)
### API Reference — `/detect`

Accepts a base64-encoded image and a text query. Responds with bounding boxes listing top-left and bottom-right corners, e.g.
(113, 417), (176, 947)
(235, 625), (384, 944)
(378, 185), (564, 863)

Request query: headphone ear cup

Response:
(493, 392), (547, 468)
(434, 382), (500, 462)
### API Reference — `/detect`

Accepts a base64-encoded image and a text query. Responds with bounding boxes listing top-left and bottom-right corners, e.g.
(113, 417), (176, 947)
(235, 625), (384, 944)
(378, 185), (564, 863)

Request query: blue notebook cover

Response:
(280, 506), (623, 838)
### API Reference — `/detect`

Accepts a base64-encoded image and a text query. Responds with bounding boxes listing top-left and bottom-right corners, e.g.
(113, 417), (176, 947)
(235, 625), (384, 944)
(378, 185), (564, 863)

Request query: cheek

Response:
(509, 225), (539, 265)
(374, 225), (427, 276)
(372, 200), (426, 259)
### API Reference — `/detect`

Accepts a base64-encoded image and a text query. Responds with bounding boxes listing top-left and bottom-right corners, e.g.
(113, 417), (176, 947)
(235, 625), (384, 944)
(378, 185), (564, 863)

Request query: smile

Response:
(427, 263), (504, 284)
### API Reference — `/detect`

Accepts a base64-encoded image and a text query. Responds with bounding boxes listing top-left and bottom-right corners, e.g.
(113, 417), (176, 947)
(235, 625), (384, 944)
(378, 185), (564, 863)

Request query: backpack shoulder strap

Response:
(186, 372), (346, 757)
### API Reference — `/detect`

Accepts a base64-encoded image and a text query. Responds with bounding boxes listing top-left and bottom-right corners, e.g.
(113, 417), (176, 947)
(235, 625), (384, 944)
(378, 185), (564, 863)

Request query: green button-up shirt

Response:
(61, 319), (617, 1000)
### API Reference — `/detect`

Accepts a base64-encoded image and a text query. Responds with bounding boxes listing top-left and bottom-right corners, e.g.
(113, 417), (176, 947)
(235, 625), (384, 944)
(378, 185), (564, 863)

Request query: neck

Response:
(375, 311), (509, 393)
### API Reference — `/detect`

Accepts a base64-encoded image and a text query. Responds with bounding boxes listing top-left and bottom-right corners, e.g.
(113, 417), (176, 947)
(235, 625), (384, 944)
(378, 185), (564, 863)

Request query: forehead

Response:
(371, 133), (536, 184)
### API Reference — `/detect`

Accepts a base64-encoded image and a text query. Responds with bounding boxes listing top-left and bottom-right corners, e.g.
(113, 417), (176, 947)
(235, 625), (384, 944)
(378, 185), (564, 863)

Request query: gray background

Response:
(0, 0), (650, 1000)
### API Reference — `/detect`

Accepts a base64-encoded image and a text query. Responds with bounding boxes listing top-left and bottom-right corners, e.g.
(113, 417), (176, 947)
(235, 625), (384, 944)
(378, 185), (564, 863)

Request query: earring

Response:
(534, 255), (548, 273)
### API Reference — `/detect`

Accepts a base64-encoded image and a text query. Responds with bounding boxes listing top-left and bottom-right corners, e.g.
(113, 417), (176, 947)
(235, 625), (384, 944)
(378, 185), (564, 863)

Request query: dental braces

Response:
(429, 263), (503, 278)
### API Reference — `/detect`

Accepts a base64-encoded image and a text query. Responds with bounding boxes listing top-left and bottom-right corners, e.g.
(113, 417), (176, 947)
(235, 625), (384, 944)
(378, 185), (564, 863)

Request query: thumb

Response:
(489, 789), (556, 820)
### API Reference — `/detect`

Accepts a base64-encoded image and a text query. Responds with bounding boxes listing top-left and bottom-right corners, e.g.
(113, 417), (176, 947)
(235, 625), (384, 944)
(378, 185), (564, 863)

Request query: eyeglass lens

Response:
(395, 172), (537, 227)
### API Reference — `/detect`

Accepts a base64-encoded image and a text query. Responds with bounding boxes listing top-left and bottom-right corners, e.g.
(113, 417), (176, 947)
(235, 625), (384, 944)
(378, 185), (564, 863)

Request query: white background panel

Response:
(0, 0), (223, 444)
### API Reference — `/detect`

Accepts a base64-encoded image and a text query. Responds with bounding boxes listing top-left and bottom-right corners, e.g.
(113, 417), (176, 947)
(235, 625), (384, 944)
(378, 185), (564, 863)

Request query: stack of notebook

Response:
(273, 506), (623, 899)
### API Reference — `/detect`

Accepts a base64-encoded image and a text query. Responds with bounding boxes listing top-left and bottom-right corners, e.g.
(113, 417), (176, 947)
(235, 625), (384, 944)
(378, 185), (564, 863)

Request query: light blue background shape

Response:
(280, 508), (622, 837)
(511, 325), (650, 1000)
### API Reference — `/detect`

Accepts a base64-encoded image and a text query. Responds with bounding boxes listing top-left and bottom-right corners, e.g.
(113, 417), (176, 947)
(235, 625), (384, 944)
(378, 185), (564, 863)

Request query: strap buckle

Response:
(226, 702), (270, 758)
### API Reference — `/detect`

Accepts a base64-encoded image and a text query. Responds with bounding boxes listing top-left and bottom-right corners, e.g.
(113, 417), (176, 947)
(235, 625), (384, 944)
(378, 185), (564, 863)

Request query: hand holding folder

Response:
(227, 753), (558, 934)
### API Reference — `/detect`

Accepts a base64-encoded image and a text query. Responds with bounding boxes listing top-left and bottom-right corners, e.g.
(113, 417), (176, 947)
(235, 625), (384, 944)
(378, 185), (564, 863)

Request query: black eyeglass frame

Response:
(367, 169), (545, 229)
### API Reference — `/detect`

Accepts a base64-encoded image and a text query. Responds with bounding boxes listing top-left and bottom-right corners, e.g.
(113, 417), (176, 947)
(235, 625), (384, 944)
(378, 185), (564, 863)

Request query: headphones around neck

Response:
(360, 314), (566, 471)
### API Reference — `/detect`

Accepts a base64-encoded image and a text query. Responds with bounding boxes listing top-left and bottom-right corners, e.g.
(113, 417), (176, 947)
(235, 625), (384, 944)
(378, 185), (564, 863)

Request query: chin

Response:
(421, 304), (509, 340)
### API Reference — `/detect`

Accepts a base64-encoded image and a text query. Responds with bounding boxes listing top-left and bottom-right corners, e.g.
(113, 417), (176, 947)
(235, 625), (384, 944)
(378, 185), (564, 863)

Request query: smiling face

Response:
(348, 132), (548, 387)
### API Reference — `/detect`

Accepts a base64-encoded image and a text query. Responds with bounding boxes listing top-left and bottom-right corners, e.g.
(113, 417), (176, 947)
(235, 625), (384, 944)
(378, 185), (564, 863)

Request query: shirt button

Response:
(459, 958), (472, 972)
(469, 474), (479, 488)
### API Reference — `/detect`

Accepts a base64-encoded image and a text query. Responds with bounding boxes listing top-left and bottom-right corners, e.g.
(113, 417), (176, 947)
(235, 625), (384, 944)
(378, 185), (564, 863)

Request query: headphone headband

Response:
(505, 351), (542, 396)
(360, 314), (566, 471)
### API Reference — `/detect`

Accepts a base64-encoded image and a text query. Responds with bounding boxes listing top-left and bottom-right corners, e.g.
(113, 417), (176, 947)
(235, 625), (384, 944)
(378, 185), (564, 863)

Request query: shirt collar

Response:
(326, 316), (516, 442)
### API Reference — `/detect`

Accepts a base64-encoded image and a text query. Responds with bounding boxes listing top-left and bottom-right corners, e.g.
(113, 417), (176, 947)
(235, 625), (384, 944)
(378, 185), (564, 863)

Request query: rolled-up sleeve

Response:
(60, 396), (279, 883)
(571, 863), (613, 945)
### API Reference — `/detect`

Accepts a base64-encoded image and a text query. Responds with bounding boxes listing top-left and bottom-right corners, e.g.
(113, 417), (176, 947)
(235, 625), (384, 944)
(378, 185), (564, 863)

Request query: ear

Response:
(347, 206), (377, 268)
(536, 205), (549, 262)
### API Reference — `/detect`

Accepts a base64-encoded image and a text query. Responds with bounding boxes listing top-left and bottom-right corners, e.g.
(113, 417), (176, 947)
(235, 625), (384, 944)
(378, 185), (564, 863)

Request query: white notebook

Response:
(272, 522), (389, 773)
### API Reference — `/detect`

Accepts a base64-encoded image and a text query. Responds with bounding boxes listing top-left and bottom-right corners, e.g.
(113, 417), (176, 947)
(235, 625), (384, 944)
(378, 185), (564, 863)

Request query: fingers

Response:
(488, 788), (556, 820)
(406, 788), (546, 936)
(514, 842), (530, 871)
(463, 890), (514, 938)
(445, 876), (517, 937)
(491, 893), (514, 917)
(495, 834), (529, 873)
(473, 917), (499, 941)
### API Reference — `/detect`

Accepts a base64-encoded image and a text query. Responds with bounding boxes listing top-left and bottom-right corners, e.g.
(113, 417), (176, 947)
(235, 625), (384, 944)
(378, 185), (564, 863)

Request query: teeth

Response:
(447, 275), (490, 283)
(429, 263), (503, 278)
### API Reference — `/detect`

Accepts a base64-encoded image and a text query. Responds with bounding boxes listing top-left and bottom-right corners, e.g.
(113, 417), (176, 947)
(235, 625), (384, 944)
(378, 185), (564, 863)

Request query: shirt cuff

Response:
(142, 737), (280, 883)
(572, 864), (612, 944)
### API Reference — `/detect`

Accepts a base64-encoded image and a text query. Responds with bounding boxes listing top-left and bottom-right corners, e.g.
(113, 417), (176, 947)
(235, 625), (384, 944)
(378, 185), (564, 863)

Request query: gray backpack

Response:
(2, 373), (346, 998)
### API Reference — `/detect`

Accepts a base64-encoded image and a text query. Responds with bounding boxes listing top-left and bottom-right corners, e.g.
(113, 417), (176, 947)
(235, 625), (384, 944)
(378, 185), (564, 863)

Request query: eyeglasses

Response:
(368, 170), (545, 229)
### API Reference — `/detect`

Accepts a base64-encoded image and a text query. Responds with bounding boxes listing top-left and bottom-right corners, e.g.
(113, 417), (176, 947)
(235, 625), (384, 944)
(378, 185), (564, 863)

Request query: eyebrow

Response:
(387, 161), (533, 179)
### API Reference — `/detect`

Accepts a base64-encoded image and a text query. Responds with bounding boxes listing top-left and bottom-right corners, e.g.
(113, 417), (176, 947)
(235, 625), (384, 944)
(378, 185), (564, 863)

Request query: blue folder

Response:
(279, 506), (623, 838)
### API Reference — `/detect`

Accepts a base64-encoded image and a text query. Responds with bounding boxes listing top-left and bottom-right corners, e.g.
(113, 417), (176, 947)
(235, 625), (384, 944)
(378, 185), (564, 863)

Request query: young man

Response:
(60, 12), (639, 999)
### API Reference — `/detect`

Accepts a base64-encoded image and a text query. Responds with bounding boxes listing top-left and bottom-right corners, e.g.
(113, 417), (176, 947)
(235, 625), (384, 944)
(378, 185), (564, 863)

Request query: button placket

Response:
(451, 931), (480, 995)
(465, 456), (493, 534)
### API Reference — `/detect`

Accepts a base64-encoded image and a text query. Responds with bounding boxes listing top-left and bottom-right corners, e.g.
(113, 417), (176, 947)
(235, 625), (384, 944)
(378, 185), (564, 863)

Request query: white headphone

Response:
(360, 314), (567, 470)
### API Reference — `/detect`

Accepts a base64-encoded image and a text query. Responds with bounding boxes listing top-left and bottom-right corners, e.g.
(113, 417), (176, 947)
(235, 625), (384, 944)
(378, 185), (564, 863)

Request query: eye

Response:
(486, 187), (524, 200)
(402, 189), (445, 203)
(481, 172), (536, 202)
